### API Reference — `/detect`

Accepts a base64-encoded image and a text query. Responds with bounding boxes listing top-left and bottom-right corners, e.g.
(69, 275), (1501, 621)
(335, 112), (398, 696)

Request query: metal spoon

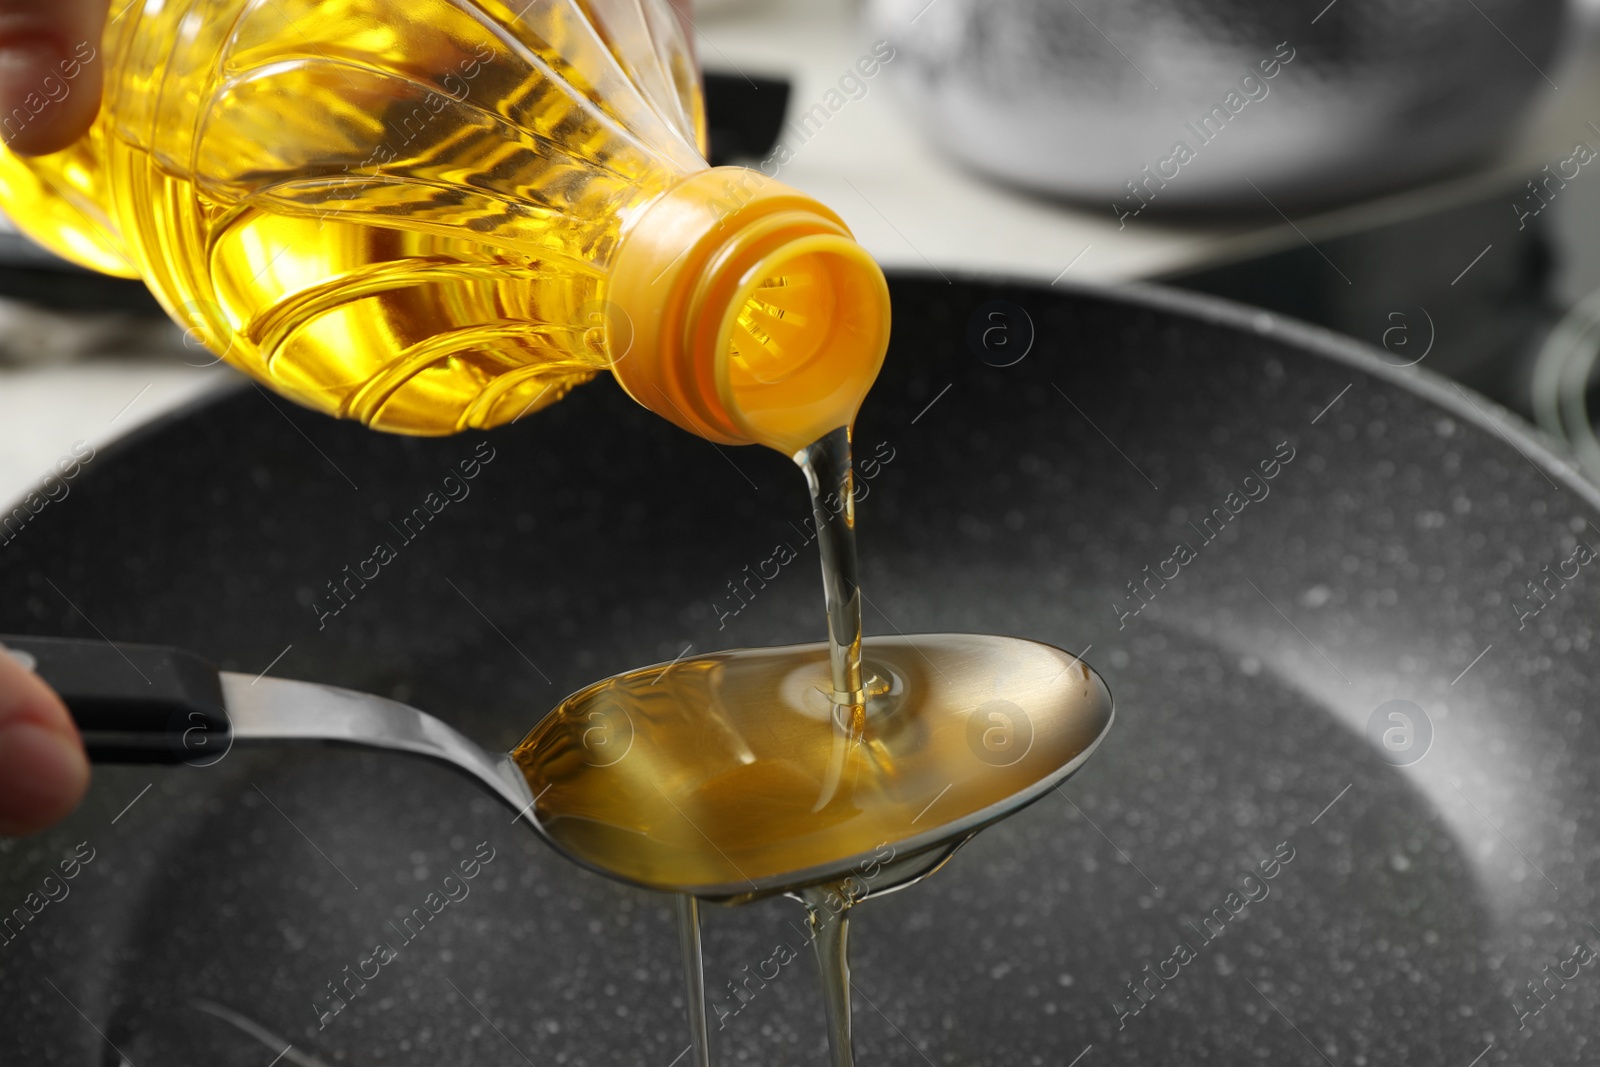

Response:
(2, 632), (1112, 900)
(1, 632), (1112, 1063)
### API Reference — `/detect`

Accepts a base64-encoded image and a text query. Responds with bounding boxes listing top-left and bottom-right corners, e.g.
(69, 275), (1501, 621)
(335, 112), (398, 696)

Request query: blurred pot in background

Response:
(866, 0), (1570, 213)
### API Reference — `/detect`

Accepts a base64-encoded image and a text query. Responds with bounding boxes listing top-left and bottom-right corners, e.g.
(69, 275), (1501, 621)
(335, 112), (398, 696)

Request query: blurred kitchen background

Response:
(6, 0), (1600, 496)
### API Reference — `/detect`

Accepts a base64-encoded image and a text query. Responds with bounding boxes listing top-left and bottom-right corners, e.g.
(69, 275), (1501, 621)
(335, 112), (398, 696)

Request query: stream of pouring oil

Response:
(676, 423), (871, 1067)
(792, 425), (868, 1067)
(536, 423), (874, 1067)
(510, 424), (1108, 1065)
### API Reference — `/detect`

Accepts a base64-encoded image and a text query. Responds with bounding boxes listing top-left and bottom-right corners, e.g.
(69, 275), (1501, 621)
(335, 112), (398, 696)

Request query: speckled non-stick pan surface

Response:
(2, 275), (1595, 1066)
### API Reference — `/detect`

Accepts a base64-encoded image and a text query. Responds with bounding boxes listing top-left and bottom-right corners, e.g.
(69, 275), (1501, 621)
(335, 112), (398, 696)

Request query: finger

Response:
(0, 0), (109, 156)
(0, 644), (89, 836)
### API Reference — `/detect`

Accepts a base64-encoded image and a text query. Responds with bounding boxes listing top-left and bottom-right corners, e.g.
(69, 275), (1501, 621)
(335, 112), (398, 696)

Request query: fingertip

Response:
(0, 722), (90, 837)
(0, 36), (101, 156)
(0, 642), (90, 835)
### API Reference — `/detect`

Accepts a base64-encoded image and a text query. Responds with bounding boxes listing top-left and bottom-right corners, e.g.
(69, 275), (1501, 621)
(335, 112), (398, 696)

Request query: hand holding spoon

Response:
(1, 632), (1112, 1065)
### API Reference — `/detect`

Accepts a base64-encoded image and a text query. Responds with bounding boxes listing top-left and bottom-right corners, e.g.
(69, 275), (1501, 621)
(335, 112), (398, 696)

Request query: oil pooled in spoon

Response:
(512, 426), (1110, 1065)
(513, 633), (1102, 891)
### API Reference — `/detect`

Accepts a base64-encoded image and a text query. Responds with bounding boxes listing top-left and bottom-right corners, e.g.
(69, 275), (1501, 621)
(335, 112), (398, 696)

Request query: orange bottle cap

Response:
(605, 168), (891, 455)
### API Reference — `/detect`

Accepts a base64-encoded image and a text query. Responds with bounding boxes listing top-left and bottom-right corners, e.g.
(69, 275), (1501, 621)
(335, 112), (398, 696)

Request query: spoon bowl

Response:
(2, 632), (1112, 903)
(513, 633), (1113, 903)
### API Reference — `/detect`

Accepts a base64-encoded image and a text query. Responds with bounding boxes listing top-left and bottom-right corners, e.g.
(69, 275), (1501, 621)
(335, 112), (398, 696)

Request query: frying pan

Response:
(2, 274), (1596, 1066)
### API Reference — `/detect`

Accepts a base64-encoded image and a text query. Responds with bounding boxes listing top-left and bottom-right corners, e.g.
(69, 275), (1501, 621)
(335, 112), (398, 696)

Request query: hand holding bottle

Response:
(0, 0), (109, 155)
(0, 0), (694, 155)
(0, 0), (711, 836)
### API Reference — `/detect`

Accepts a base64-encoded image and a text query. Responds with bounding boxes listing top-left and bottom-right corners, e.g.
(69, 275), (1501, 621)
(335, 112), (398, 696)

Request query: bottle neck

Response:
(603, 168), (891, 455)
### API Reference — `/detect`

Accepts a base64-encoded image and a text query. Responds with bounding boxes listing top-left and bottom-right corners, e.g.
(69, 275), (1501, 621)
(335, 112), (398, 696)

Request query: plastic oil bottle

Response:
(0, 4), (909, 1064)
(0, 0), (891, 453)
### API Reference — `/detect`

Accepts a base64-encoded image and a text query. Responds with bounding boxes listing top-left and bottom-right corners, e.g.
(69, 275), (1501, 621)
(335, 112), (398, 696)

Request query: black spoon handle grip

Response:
(0, 635), (230, 764)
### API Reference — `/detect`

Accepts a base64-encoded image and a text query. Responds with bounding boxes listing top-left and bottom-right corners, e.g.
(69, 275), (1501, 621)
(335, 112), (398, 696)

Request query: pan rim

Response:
(22, 272), (1596, 519)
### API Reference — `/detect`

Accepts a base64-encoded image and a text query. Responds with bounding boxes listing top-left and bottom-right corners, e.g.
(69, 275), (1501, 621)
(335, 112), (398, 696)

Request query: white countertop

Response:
(2, 0), (1598, 505)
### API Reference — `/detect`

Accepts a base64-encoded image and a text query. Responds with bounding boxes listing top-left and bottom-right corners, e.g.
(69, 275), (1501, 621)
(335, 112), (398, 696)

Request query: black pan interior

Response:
(1, 274), (1597, 1066)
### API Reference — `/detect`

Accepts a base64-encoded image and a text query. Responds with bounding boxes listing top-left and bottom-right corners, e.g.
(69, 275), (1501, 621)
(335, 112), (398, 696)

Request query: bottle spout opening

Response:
(716, 234), (890, 456)
(605, 168), (891, 454)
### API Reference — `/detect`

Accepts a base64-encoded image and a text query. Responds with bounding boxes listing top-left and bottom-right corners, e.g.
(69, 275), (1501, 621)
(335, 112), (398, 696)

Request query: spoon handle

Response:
(0, 633), (229, 763)
(0, 633), (536, 817)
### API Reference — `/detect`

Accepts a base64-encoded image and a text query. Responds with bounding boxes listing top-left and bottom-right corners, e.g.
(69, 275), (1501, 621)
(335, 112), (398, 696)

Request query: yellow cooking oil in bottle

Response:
(0, 9), (896, 1059)
(0, 0), (890, 451)
(0, 6), (1094, 1067)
